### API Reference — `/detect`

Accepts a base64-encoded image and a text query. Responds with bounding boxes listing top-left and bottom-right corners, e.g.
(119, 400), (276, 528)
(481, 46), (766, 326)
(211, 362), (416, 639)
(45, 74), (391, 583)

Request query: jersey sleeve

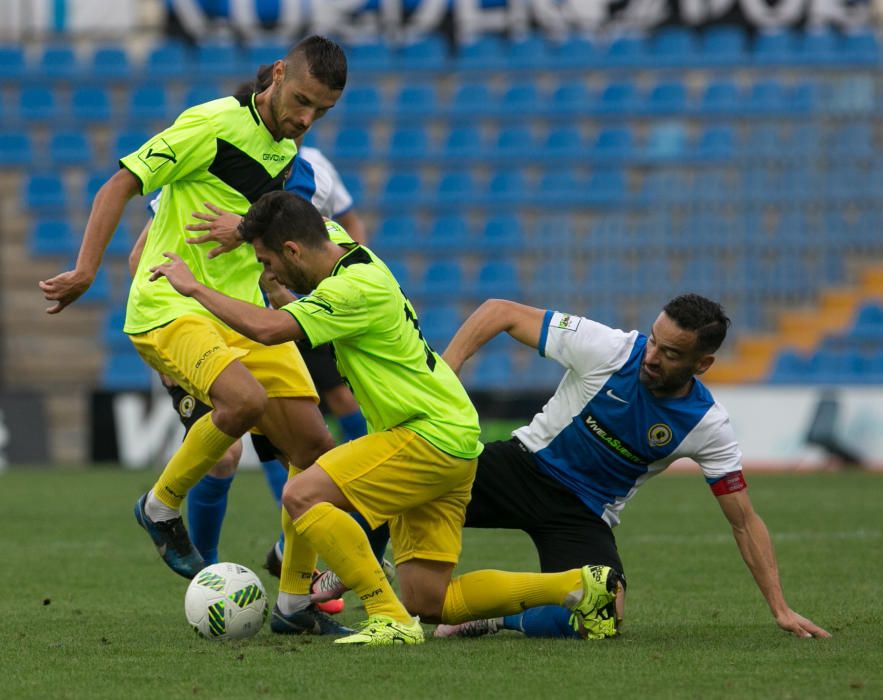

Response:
(119, 108), (217, 195)
(280, 274), (368, 348)
(540, 310), (635, 375)
(689, 406), (746, 493)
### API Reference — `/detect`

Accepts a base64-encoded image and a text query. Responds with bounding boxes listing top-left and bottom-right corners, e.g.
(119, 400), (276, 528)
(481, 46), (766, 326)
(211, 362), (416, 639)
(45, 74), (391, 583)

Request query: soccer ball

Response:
(184, 563), (268, 640)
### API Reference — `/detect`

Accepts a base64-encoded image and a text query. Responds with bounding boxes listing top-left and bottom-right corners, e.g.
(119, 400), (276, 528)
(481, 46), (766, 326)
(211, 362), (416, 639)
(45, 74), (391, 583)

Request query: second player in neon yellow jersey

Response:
(151, 190), (624, 647)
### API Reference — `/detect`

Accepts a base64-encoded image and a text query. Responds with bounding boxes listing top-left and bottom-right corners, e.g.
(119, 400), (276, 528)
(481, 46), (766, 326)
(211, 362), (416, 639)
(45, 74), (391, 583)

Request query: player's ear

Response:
(272, 59), (286, 85)
(694, 353), (715, 376)
(281, 240), (299, 260)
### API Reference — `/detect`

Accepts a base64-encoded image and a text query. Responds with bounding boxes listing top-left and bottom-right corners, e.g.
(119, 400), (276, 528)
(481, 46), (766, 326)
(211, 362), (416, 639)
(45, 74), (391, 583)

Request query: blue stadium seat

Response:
(442, 126), (483, 162)
(112, 129), (150, 161)
(397, 35), (449, 71)
(71, 86), (112, 123)
(650, 27), (698, 66)
(528, 258), (576, 300)
(550, 82), (592, 116)
(384, 259), (411, 291)
(183, 84), (223, 109)
(104, 222), (133, 259)
(590, 127), (634, 163)
(592, 81), (637, 115)
(102, 307), (130, 351)
(195, 42), (241, 78)
(337, 85), (382, 120)
(19, 86), (58, 122)
(49, 131), (93, 167)
(127, 84), (170, 124)
(24, 174), (67, 212)
(604, 35), (648, 67)
(850, 303), (883, 342)
(493, 126), (537, 162)
(477, 215), (525, 253)
(530, 215), (574, 250)
(38, 44), (80, 80)
(102, 349), (152, 391)
(90, 45), (131, 80)
(799, 29), (841, 65)
(808, 348), (865, 383)
(243, 41), (289, 71)
(426, 215), (472, 252)
(449, 82), (495, 118)
(693, 125), (735, 161)
(509, 33), (551, 69)
(753, 30), (800, 65)
(145, 41), (190, 80)
(542, 126), (584, 161)
(0, 132), (32, 166)
(83, 171), (114, 210)
(341, 172), (364, 205)
(389, 126), (429, 161)
(826, 76), (873, 115)
(789, 81), (819, 114)
(419, 305), (461, 350)
(0, 45), (25, 80)
(747, 79), (788, 115)
(536, 169), (583, 207)
(643, 80), (687, 115)
(346, 41), (394, 72)
(435, 171), (477, 206)
(30, 219), (77, 257)
(768, 349), (810, 383)
(500, 82), (543, 117)
(585, 170), (627, 207)
(394, 84), (437, 119)
(455, 34), (508, 71)
(486, 170), (528, 206)
(333, 126), (373, 160)
(473, 260), (520, 299)
(78, 266), (111, 305)
(380, 171), (422, 208)
(842, 29), (880, 65)
(373, 216), (422, 255)
(466, 350), (515, 391)
(829, 123), (872, 157)
(699, 79), (741, 115)
(420, 260), (464, 299)
(545, 36), (599, 69)
(644, 122), (687, 162)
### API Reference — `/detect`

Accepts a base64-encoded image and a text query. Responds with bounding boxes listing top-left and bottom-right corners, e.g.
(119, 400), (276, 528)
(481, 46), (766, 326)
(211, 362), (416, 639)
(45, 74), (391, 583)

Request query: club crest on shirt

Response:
(555, 314), (580, 332)
(647, 423), (673, 447)
(178, 395), (196, 419)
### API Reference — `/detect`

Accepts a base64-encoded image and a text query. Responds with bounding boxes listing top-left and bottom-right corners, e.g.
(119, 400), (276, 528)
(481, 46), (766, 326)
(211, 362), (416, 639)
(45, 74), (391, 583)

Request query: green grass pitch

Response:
(1, 467), (880, 699)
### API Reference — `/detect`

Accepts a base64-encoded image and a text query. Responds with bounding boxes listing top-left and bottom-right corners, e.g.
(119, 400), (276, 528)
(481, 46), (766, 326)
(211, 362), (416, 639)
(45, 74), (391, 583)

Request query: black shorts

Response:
(465, 438), (625, 580)
(297, 341), (344, 394)
(165, 383), (282, 463)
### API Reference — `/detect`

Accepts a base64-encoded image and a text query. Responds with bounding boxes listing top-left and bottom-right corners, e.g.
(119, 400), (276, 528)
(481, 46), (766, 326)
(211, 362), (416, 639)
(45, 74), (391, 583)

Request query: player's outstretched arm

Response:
(716, 489), (831, 638)
(185, 202), (245, 259)
(150, 253), (303, 345)
(442, 299), (545, 374)
(39, 169), (141, 314)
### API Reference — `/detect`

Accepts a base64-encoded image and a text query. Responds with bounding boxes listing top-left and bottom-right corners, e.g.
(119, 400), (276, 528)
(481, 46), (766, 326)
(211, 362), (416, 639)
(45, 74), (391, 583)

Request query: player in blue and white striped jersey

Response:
(436, 293), (829, 640)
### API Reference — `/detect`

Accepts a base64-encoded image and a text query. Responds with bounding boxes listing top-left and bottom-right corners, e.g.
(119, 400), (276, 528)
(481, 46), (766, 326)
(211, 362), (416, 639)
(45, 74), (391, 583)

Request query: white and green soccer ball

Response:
(185, 563), (268, 641)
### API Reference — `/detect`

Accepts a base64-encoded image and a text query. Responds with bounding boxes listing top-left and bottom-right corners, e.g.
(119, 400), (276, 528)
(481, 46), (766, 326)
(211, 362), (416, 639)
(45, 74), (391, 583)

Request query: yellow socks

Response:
(294, 502), (410, 623)
(441, 569), (582, 624)
(153, 413), (238, 509)
(279, 465), (317, 596)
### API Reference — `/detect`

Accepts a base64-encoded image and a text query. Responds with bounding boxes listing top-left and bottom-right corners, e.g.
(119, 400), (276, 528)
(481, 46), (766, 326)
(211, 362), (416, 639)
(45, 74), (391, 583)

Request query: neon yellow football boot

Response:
(334, 615), (425, 646)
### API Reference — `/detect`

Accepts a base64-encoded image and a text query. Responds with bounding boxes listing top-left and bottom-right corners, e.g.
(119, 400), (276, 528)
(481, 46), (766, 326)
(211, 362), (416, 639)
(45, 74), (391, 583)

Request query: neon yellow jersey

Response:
(120, 94), (295, 334)
(282, 222), (482, 459)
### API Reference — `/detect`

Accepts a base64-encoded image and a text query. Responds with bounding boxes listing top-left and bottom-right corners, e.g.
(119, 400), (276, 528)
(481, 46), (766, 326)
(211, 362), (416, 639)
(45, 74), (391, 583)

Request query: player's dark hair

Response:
(239, 191), (329, 252)
(286, 35), (347, 91)
(663, 293), (731, 354)
(233, 64), (274, 101)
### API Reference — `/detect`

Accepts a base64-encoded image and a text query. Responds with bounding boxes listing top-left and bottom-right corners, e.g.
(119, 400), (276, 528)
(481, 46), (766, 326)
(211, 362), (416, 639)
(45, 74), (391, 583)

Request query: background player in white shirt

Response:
(435, 293), (829, 640)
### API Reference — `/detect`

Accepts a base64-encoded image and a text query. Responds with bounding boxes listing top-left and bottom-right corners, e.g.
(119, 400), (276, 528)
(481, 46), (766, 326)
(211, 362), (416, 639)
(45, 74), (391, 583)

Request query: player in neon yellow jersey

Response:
(150, 190), (624, 646)
(40, 37), (355, 636)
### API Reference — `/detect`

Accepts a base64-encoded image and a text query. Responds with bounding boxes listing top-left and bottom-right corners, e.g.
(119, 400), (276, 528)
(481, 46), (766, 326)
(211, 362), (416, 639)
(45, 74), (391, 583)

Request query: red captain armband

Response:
(709, 471), (747, 496)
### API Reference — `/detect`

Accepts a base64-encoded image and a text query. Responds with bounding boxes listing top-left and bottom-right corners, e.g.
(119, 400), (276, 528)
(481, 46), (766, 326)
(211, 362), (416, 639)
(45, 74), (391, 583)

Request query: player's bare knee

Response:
(290, 429), (335, 469)
(213, 386), (267, 435)
(208, 441), (242, 478)
(280, 476), (321, 519)
(399, 589), (444, 623)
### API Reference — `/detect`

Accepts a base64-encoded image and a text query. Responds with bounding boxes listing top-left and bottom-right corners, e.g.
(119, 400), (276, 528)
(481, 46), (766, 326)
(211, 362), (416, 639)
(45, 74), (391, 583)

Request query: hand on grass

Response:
(776, 609), (831, 638)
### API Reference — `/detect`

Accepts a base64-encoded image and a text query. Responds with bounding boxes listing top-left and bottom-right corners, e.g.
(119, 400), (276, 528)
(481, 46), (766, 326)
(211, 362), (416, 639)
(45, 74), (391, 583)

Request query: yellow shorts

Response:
(316, 426), (477, 566)
(130, 314), (317, 406)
